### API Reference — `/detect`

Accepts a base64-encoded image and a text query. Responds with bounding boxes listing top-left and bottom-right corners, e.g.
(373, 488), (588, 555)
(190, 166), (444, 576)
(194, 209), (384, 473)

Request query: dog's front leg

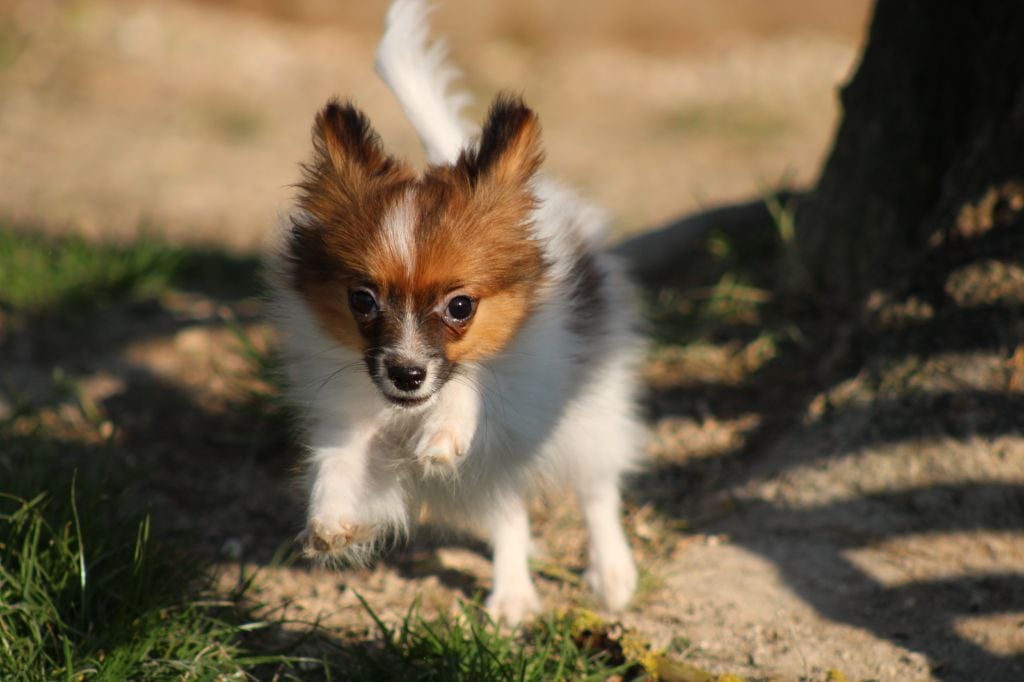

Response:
(412, 368), (480, 478)
(300, 424), (405, 560)
(578, 476), (637, 611)
(485, 494), (540, 625)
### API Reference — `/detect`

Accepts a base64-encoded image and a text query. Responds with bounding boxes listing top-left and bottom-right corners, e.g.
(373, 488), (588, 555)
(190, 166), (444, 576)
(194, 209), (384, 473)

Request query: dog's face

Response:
(284, 95), (547, 407)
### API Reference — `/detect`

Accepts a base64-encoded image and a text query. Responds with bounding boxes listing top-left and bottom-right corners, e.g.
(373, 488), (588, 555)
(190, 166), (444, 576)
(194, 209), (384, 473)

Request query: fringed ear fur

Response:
(296, 99), (412, 221)
(289, 99), (413, 289)
(312, 99), (400, 180)
(459, 93), (544, 187)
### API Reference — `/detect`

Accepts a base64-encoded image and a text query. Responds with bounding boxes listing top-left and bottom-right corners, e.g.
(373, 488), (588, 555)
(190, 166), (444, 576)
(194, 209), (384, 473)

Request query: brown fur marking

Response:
(286, 94), (548, 363)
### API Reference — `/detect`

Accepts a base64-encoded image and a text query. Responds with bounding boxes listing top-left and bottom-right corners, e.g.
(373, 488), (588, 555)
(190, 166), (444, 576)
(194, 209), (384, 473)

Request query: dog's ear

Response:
(459, 93), (543, 187)
(294, 100), (411, 264)
(312, 99), (399, 181)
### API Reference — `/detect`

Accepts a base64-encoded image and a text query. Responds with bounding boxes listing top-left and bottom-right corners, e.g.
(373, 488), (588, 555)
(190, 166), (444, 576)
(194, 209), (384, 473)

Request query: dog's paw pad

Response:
(299, 519), (367, 558)
(414, 426), (469, 475)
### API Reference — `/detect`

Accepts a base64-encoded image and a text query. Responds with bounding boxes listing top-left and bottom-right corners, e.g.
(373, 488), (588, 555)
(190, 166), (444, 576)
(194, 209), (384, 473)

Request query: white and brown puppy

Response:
(269, 0), (644, 624)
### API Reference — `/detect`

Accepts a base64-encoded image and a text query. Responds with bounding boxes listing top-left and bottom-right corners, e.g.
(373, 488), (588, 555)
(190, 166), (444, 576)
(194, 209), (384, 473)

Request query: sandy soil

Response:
(6, 1), (1024, 681)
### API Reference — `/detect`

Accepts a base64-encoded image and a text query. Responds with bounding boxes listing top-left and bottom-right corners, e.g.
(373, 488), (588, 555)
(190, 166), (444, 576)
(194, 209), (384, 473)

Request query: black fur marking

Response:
(285, 215), (334, 291)
(566, 247), (608, 342)
(317, 98), (401, 177)
(458, 92), (539, 185)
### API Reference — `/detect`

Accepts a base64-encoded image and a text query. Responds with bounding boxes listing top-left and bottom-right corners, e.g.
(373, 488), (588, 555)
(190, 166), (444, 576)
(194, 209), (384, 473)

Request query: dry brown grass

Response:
(0, 0), (868, 250)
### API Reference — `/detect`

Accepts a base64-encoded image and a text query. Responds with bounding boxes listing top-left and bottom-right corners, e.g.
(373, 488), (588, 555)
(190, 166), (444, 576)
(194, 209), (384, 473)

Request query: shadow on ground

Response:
(630, 191), (1024, 680)
(3, 199), (1024, 679)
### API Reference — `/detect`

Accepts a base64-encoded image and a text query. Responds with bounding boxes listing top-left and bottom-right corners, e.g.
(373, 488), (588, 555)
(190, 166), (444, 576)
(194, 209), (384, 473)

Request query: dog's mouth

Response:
(383, 393), (434, 409)
(368, 359), (451, 410)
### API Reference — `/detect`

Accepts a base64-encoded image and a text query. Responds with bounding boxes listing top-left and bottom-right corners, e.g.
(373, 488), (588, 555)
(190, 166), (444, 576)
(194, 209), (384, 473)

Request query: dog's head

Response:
(284, 94), (547, 408)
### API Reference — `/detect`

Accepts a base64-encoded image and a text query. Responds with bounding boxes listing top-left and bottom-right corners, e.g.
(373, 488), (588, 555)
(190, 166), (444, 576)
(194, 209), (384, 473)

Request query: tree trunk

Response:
(794, 0), (1024, 300)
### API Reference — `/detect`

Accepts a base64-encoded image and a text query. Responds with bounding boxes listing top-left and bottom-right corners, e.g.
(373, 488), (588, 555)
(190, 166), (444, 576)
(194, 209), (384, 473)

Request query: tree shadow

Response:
(708, 487), (1024, 681)
(630, 191), (1024, 680)
(0, 228), (299, 558)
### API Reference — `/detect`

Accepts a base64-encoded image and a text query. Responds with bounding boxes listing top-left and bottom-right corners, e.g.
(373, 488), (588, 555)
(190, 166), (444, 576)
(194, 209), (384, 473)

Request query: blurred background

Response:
(0, 0), (869, 248)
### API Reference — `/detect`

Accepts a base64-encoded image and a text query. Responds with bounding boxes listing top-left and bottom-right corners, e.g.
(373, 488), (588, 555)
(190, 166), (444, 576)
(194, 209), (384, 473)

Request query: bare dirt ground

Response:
(5, 1), (1024, 680)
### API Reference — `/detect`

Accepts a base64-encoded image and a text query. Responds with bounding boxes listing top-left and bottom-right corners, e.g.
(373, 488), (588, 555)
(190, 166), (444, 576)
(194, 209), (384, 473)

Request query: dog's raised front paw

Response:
(299, 518), (373, 559)
(413, 422), (471, 477)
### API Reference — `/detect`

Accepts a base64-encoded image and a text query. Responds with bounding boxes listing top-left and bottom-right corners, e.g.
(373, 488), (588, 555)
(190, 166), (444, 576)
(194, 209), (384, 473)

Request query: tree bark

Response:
(794, 0), (1024, 299)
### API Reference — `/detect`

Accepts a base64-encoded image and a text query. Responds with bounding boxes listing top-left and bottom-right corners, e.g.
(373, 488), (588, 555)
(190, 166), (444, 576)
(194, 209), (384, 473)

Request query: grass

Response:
(765, 192), (809, 295)
(0, 20), (28, 70)
(0, 428), (637, 680)
(645, 262), (772, 348)
(0, 227), (654, 681)
(325, 599), (640, 681)
(0, 420), (285, 680)
(0, 224), (262, 317)
(0, 418), (642, 680)
(0, 228), (180, 315)
(658, 102), (790, 142)
(642, 189), (816, 353)
(205, 101), (266, 144)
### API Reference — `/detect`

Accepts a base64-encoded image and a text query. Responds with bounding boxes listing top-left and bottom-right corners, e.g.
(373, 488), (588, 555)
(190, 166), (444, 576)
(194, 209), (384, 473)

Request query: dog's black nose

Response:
(387, 364), (426, 392)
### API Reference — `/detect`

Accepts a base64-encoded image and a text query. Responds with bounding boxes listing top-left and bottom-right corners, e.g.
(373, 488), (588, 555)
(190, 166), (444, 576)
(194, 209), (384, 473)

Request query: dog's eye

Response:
(445, 295), (475, 323)
(349, 289), (378, 317)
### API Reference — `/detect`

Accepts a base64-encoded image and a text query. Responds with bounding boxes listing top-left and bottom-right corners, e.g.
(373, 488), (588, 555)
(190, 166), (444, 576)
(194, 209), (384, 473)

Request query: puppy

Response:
(268, 0), (644, 624)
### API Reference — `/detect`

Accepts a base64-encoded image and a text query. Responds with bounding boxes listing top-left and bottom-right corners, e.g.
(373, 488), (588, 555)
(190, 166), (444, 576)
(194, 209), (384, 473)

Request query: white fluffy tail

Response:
(375, 0), (473, 165)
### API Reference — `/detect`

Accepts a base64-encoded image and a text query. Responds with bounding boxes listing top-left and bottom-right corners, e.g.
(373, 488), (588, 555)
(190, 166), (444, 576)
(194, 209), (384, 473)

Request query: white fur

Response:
(377, 190), (417, 275)
(270, 0), (645, 624)
(412, 364), (479, 479)
(375, 0), (473, 164)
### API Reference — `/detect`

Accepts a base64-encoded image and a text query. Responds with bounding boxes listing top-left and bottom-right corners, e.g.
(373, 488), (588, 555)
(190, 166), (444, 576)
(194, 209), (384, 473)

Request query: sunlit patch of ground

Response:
(0, 0), (866, 246)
